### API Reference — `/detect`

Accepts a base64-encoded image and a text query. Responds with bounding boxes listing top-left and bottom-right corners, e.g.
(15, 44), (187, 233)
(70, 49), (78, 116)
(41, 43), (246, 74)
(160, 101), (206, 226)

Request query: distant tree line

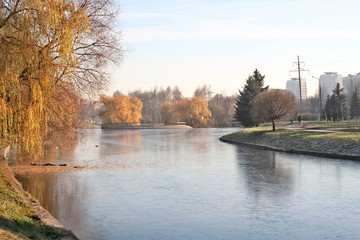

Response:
(98, 85), (236, 128)
(98, 69), (300, 131)
(323, 83), (360, 123)
(128, 86), (183, 123)
(98, 71), (360, 131)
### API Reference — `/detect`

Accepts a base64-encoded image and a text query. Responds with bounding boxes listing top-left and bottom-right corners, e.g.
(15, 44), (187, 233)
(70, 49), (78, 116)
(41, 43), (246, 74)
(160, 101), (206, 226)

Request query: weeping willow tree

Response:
(0, 0), (122, 158)
(99, 94), (143, 126)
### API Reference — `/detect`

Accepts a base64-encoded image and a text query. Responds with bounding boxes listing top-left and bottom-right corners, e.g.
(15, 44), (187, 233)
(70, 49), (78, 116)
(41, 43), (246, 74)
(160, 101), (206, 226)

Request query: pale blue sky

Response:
(109, 0), (360, 97)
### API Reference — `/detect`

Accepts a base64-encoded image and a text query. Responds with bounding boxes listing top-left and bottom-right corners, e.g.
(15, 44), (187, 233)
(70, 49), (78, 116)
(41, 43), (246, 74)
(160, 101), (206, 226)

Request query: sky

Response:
(108, 0), (360, 97)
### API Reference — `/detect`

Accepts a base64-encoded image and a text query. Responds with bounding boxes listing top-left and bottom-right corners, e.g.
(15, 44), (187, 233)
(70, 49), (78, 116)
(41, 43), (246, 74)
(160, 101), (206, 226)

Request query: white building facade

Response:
(319, 72), (343, 99)
(342, 73), (360, 96)
(286, 77), (307, 101)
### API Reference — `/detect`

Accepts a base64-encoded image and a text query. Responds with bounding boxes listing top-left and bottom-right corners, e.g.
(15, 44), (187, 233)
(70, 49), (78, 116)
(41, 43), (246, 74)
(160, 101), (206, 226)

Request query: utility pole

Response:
(290, 56), (309, 109)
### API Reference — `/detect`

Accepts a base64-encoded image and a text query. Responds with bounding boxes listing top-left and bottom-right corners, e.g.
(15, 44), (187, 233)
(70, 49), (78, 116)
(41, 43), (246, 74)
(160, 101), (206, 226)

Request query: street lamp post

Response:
(312, 76), (322, 121)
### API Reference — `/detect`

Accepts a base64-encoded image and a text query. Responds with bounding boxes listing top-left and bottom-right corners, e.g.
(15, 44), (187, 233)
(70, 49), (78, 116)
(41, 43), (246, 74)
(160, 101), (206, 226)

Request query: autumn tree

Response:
(187, 97), (212, 127)
(160, 97), (211, 127)
(209, 94), (236, 127)
(46, 83), (87, 148)
(0, 0), (121, 157)
(99, 94), (142, 125)
(72, 0), (122, 95)
(129, 86), (182, 123)
(208, 103), (227, 127)
(161, 101), (177, 125)
(1, 0), (89, 155)
(251, 89), (296, 132)
(234, 69), (268, 127)
(82, 99), (101, 123)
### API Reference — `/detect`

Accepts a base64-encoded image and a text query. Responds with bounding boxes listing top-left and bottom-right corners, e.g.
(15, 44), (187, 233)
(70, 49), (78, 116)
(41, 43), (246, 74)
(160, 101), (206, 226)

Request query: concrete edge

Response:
(0, 145), (78, 239)
(26, 192), (78, 240)
(219, 137), (360, 161)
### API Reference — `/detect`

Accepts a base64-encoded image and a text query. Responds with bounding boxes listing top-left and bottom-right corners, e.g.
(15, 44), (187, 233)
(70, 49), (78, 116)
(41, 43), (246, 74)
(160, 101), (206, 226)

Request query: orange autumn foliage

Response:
(0, 0), (121, 158)
(161, 97), (211, 127)
(100, 95), (143, 125)
(0, 0), (89, 156)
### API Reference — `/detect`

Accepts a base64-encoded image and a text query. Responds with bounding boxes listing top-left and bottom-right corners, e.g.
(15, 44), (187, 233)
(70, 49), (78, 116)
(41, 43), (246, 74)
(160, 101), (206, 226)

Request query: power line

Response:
(290, 56), (309, 107)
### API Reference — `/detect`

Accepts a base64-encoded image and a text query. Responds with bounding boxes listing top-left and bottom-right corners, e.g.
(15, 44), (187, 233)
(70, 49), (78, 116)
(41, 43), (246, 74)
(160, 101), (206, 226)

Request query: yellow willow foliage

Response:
(0, 0), (91, 158)
(100, 95), (143, 125)
(129, 97), (143, 125)
(186, 97), (212, 127)
(160, 97), (211, 127)
(161, 101), (176, 125)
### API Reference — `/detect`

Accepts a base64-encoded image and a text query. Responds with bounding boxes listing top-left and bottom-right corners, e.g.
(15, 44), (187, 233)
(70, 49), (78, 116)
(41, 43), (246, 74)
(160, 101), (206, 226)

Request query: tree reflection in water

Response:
(99, 129), (142, 156)
(236, 146), (295, 201)
(11, 129), (360, 240)
(16, 172), (106, 240)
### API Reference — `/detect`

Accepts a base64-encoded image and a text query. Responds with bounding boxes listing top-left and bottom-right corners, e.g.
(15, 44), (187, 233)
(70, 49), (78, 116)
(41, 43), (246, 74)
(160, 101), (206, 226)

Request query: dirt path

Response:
(280, 122), (338, 132)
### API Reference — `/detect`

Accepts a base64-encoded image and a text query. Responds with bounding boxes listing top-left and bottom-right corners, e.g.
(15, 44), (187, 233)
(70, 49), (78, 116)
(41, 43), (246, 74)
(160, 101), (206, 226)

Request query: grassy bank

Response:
(0, 159), (77, 239)
(303, 120), (360, 132)
(221, 125), (360, 160)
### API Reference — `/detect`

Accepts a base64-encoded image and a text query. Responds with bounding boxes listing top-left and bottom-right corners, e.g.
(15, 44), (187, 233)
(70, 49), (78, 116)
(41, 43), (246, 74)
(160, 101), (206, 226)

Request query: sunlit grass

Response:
(304, 120), (360, 132)
(222, 125), (360, 157)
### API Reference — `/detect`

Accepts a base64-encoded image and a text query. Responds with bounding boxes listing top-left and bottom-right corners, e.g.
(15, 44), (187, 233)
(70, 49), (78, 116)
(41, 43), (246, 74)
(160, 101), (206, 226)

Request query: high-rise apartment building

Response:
(319, 72), (343, 100)
(286, 78), (307, 101)
(342, 73), (360, 96)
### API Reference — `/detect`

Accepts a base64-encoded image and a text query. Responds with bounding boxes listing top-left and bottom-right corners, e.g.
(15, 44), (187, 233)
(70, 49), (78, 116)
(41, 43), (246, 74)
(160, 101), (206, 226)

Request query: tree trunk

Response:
(272, 120), (276, 132)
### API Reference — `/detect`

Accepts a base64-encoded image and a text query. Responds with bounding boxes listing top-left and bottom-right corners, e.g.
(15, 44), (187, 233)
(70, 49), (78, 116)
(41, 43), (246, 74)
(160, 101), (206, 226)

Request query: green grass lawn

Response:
(304, 120), (360, 132)
(222, 124), (360, 157)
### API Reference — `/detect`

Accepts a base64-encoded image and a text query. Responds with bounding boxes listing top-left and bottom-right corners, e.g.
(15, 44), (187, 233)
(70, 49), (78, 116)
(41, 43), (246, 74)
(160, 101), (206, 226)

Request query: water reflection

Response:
(17, 173), (86, 218)
(99, 129), (143, 156)
(8, 129), (86, 165)
(43, 145), (77, 164)
(236, 147), (294, 200)
(17, 172), (107, 240)
(13, 128), (360, 240)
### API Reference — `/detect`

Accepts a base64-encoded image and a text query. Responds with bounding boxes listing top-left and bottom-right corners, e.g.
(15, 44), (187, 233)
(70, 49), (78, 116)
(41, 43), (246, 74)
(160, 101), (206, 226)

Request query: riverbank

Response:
(0, 149), (78, 239)
(220, 124), (360, 160)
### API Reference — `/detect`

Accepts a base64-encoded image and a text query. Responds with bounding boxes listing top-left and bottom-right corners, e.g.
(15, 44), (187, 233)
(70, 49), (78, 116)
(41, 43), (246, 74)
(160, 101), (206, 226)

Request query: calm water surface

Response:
(16, 128), (360, 240)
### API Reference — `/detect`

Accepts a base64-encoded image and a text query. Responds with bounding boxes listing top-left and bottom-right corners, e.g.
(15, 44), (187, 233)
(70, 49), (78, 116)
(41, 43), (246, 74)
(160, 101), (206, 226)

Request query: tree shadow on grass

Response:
(0, 215), (77, 239)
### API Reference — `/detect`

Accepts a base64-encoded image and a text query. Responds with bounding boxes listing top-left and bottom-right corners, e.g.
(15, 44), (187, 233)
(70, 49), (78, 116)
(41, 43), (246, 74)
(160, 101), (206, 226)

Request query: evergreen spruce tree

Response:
(332, 83), (347, 122)
(234, 69), (268, 127)
(324, 95), (334, 122)
(350, 88), (360, 123)
(324, 83), (347, 122)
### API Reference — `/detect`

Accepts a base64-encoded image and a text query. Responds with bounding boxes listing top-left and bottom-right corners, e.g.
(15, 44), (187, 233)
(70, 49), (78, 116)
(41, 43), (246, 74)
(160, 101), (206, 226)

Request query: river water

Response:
(15, 128), (360, 240)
